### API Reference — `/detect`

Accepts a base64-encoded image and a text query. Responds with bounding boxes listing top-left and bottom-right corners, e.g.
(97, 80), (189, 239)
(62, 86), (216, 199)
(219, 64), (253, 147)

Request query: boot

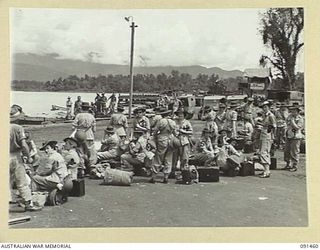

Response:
(24, 200), (42, 212)
(162, 174), (169, 184)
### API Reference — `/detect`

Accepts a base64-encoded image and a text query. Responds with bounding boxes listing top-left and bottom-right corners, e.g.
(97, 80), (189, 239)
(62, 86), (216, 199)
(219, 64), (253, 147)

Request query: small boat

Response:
(51, 105), (68, 111)
(10, 115), (47, 125)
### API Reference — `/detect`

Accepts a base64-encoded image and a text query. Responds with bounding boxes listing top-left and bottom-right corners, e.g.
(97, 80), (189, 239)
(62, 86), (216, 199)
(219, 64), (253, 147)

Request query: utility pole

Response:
(126, 17), (138, 118)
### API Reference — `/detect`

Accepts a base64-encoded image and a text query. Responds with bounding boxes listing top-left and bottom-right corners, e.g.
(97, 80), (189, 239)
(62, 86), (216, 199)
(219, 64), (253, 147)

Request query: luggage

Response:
(69, 179), (85, 197)
(270, 157), (277, 170)
(103, 168), (133, 186)
(197, 166), (219, 182)
(181, 165), (199, 184)
(300, 140), (306, 154)
(239, 161), (255, 176)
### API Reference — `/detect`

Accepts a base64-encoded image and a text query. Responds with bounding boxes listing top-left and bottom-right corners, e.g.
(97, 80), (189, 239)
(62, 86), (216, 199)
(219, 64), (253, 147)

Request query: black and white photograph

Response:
(8, 7), (307, 228)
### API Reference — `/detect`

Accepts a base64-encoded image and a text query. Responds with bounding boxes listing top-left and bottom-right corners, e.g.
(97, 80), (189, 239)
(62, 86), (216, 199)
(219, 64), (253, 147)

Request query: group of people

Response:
(65, 93), (118, 119)
(9, 95), (305, 212)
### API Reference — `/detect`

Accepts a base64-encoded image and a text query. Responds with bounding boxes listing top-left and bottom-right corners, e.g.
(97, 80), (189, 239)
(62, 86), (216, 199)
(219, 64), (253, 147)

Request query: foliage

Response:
(259, 8), (304, 90)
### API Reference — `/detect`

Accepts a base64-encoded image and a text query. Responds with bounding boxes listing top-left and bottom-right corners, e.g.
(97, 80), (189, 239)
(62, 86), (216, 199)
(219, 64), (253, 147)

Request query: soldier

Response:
(72, 102), (97, 172)
(215, 103), (227, 132)
(189, 128), (218, 166)
(9, 108), (42, 211)
(108, 93), (117, 114)
(31, 141), (68, 192)
(74, 96), (82, 116)
(66, 96), (73, 120)
(100, 93), (108, 114)
(24, 130), (40, 170)
(201, 106), (218, 145)
(275, 103), (289, 149)
(121, 128), (153, 174)
(256, 101), (276, 178)
(283, 103), (304, 172)
(239, 97), (254, 125)
(95, 93), (102, 113)
(97, 126), (120, 162)
(62, 137), (81, 180)
(132, 107), (150, 137)
(172, 108), (193, 172)
(149, 109), (176, 184)
(109, 106), (128, 137)
(224, 102), (238, 138)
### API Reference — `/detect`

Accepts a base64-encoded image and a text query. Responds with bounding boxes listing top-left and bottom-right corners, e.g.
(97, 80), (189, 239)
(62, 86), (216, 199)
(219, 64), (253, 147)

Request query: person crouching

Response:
(31, 141), (68, 192)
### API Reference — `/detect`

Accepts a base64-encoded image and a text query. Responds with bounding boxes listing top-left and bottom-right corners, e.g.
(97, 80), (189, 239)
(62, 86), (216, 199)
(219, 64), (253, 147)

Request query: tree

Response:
(259, 8), (304, 90)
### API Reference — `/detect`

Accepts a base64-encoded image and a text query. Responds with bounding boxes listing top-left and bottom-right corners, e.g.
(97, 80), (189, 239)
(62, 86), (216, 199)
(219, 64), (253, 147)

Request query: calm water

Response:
(11, 91), (114, 117)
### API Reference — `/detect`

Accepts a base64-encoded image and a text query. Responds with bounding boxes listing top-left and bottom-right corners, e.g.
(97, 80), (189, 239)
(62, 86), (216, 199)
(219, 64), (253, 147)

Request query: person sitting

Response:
(238, 116), (254, 141)
(133, 107), (150, 137)
(217, 129), (231, 148)
(97, 126), (120, 162)
(62, 137), (81, 180)
(189, 128), (219, 167)
(31, 141), (68, 192)
(120, 128), (153, 174)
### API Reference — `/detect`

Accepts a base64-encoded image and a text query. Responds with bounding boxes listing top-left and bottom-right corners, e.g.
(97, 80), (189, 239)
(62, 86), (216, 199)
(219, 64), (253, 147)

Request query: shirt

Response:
(275, 110), (289, 128)
(286, 114), (304, 139)
(10, 124), (26, 153)
(133, 116), (150, 131)
(72, 112), (96, 140)
(101, 133), (120, 152)
(36, 151), (68, 183)
(260, 110), (276, 140)
(175, 118), (193, 146)
(154, 118), (176, 136)
(74, 100), (82, 110)
(110, 113), (128, 128)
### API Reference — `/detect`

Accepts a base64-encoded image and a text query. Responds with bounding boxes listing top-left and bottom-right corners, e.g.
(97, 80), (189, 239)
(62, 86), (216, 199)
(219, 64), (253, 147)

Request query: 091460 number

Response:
(300, 244), (319, 248)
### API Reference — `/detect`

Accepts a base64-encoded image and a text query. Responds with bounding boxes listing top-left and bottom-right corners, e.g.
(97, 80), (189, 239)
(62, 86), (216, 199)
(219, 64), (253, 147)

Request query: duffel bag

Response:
(102, 168), (134, 186)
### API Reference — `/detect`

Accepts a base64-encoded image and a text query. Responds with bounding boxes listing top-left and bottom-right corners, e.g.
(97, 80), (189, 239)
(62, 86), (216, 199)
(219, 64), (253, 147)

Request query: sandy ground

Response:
(9, 117), (308, 228)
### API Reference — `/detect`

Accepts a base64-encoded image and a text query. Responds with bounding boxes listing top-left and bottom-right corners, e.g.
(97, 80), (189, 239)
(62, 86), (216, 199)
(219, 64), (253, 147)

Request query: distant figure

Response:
(100, 93), (107, 114)
(108, 93), (117, 114)
(95, 93), (102, 113)
(66, 96), (73, 120)
(74, 96), (82, 116)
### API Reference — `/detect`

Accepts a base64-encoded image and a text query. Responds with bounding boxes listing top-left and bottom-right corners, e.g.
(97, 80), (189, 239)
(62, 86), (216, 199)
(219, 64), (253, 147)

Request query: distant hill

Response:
(12, 53), (243, 82)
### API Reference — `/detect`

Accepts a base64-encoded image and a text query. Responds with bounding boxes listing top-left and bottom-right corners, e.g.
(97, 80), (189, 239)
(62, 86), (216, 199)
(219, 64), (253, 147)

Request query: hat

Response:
(67, 96), (71, 99)
(203, 106), (211, 112)
(220, 97), (227, 104)
(174, 108), (186, 115)
(40, 140), (58, 151)
(247, 97), (254, 102)
(133, 107), (145, 114)
(228, 102), (238, 109)
(105, 126), (115, 134)
(63, 137), (80, 147)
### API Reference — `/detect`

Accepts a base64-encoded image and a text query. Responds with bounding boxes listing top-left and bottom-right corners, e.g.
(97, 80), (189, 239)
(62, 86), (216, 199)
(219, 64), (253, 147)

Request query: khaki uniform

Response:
(191, 137), (217, 166)
(97, 133), (120, 161)
(32, 151), (68, 192)
(275, 109), (288, 148)
(258, 111), (276, 165)
(72, 112), (97, 167)
(284, 114), (304, 167)
(133, 116), (150, 137)
(172, 118), (193, 170)
(225, 109), (238, 138)
(110, 113), (128, 136)
(66, 100), (73, 119)
(152, 117), (176, 176)
(202, 111), (218, 144)
(10, 124), (32, 202)
(215, 110), (227, 132)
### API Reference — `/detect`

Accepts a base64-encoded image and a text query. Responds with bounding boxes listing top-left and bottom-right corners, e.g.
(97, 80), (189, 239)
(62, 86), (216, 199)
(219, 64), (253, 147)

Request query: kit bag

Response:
(270, 157), (277, 170)
(103, 168), (134, 186)
(239, 161), (255, 176)
(69, 179), (85, 197)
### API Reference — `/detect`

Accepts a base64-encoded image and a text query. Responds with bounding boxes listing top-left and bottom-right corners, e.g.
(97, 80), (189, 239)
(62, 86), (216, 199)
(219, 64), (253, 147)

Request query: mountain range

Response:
(12, 53), (244, 82)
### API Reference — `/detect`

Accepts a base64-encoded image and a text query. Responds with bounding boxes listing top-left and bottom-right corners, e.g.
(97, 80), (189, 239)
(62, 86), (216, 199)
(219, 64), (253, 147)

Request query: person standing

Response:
(108, 93), (117, 114)
(132, 107), (150, 137)
(72, 102), (97, 172)
(201, 106), (218, 145)
(150, 109), (176, 184)
(283, 104), (304, 172)
(172, 108), (193, 171)
(257, 101), (276, 178)
(215, 103), (227, 132)
(74, 96), (82, 116)
(109, 106), (128, 137)
(100, 93), (107, 114)
(224, 102), (238, 138)
(9, 120), (42, 211)
(66, 96), (73, 120)
(275, 104), (289, 149)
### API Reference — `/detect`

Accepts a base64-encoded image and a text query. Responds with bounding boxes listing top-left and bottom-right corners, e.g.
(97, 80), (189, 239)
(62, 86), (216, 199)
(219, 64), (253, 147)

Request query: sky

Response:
(10, 8), (304, 72)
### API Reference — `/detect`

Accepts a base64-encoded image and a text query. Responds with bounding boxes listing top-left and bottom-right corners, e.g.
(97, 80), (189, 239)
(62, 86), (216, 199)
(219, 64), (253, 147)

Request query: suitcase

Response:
(196, 167), (219, 182)
(270, 157), (277, 170)
(181, 166), (199, 184)
(69, 179), (85, 197)
(239, 161), (255, 176)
